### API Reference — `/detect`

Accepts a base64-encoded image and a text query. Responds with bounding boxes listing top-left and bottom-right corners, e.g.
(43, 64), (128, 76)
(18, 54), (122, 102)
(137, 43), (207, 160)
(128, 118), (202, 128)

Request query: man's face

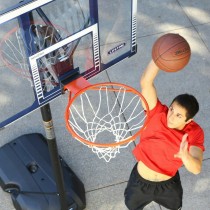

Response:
(167, 101), (192, 130)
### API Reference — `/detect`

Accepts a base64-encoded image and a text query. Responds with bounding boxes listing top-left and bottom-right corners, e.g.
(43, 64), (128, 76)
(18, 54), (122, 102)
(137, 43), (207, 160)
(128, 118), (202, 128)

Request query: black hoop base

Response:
(0, 133), (86, 210)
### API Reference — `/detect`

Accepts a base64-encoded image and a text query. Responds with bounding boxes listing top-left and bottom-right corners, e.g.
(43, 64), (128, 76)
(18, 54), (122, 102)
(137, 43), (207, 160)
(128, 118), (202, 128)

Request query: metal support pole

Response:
(40, 104), (68, 210)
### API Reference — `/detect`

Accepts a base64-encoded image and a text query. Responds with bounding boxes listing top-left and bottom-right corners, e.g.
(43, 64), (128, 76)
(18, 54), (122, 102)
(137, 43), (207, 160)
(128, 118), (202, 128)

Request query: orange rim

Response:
(65, 82), (150, 147)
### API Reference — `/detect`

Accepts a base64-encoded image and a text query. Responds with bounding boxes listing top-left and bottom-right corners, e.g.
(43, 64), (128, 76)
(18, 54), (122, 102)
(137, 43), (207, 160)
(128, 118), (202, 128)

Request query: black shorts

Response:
(124, 163), (183, 210)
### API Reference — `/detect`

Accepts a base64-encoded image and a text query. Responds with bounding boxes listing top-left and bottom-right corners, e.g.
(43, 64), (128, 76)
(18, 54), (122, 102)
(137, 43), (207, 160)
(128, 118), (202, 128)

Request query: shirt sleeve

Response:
(148, 99), (168, 118)
(187, 124), (205, 151)
(191, 130), (205, 151)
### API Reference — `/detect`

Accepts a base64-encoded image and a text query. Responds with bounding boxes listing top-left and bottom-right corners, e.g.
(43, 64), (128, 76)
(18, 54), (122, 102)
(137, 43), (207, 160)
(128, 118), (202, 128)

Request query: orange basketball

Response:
(152, 33), (191, 72)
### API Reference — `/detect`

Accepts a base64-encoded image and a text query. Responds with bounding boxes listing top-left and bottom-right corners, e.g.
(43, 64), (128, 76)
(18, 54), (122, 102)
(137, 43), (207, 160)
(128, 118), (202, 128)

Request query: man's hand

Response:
(174, 133), (203, 175)
(174, 133), (189, 160)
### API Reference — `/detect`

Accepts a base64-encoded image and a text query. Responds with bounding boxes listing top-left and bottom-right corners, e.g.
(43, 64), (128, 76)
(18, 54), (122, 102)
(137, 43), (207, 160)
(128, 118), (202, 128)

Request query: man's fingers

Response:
(175, 134), (189, 159)
(182, 133), (188, 142)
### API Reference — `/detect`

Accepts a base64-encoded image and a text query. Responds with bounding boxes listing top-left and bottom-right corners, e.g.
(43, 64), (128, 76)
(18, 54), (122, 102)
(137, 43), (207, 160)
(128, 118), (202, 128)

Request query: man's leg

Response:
(124, 164), (154, 210)
(153, 172), (183, 210)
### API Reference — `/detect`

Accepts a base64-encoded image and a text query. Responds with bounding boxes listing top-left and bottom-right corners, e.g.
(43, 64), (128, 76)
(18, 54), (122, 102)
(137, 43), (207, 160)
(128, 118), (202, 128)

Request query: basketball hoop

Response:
(65, 79), (150, 162)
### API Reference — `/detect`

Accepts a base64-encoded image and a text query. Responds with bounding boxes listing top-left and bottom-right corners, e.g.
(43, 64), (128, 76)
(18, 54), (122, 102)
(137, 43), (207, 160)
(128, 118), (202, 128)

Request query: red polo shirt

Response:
(133, 100), (205, 176)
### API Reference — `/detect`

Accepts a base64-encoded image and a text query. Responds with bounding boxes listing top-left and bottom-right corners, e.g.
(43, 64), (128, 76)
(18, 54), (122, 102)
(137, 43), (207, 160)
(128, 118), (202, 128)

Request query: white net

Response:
(66, 83), (148, 162)
(0, 24), (73, 91)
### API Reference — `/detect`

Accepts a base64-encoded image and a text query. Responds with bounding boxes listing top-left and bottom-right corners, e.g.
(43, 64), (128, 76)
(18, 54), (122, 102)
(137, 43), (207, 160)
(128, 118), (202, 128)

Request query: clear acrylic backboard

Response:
(0, 0), (137, 128)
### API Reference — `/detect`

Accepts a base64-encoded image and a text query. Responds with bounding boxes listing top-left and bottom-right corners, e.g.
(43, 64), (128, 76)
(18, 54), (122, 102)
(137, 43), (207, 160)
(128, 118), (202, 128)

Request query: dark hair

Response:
(171, 94), (199, 121)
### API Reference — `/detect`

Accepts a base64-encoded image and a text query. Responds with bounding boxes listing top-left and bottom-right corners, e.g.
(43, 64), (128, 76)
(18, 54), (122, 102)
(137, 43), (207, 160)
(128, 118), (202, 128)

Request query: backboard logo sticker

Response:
(108, 43), (126, 55)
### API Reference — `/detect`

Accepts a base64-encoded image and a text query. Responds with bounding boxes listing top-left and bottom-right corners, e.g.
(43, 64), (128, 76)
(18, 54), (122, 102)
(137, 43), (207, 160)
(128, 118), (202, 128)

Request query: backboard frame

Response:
(29, 23), (100, 106)
(0, 0), (138, 128)
(0, 0), (54, 24)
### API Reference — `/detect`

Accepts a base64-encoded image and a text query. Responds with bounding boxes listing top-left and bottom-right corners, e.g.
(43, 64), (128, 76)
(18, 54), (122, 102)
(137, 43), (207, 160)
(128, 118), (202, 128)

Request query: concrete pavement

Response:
(0, 0), (210, 209)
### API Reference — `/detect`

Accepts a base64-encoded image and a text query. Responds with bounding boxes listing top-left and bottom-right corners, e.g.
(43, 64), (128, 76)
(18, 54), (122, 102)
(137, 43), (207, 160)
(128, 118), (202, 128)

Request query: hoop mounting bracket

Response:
(63, 77), (91, 95)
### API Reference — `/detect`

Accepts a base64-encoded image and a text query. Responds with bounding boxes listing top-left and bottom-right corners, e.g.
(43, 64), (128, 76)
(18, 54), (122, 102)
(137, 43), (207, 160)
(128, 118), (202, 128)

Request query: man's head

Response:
(167, 94), (199, 130)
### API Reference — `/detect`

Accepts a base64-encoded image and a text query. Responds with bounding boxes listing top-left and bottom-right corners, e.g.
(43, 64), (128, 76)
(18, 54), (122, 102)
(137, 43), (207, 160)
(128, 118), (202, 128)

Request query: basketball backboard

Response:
(0, 0), (138, 128)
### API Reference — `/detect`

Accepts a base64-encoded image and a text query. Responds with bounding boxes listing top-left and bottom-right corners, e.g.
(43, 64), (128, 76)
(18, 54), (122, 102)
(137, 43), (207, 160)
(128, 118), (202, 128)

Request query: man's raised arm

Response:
(140, 60), (160, 110)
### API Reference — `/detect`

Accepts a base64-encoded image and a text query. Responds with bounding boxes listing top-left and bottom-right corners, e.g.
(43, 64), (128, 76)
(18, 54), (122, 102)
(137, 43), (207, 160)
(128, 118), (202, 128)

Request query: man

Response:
(124, 60), (205, 210)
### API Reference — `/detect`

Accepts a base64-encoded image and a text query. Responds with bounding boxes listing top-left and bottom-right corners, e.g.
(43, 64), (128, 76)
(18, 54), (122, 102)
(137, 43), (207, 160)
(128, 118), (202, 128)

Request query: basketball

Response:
(152, 33), (191, 72)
